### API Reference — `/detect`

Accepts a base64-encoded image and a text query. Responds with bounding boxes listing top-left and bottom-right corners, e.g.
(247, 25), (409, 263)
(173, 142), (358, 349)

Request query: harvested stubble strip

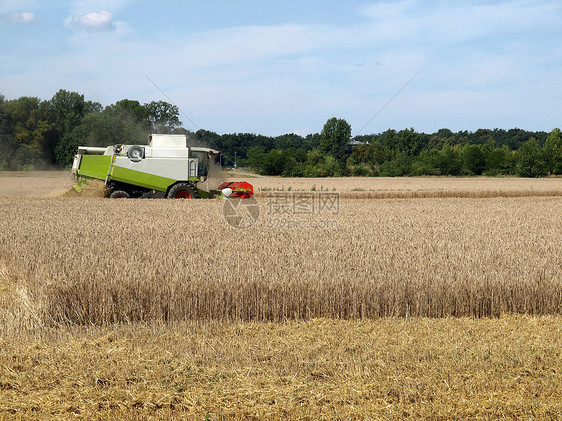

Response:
(256, 189), (562, 199)
(249, 176), (562, 195)
(0, 316), (561, 419)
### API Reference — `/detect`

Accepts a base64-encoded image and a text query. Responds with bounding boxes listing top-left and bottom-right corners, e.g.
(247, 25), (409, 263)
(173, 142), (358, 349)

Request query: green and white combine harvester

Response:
(72, 134), (253, 199)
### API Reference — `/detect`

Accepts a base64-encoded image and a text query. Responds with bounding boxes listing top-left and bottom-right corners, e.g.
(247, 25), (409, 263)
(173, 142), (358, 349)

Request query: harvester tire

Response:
(168, 183), (198, 199)
(110, 190), (130, 199)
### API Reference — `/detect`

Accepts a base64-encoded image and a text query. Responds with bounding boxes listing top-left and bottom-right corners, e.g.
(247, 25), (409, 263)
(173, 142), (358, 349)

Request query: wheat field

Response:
(1, 196), (561, 327)
(0, 172), (561, 419)
(248, 175), (562, 194)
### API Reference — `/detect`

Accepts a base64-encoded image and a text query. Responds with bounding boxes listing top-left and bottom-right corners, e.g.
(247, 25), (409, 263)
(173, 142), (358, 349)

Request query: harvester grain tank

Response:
(71, 134), (253, 199)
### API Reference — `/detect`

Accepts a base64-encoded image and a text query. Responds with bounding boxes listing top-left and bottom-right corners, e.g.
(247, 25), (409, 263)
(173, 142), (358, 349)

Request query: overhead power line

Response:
(356, 69), (421, 136)
(140, 70), (200, 131)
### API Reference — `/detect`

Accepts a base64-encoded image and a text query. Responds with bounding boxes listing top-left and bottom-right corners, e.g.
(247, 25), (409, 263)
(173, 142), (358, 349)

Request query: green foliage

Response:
(55, 125), (91, 167)
(516, 138), (546, 177)
(398, 128), (425, 156)
(11, 143), (43, 170)
(0, 91), (559, 176)
(380, 152), (411, 176)
(0, 91), (184, 167)
(543, 128), (562, 174)
(349, 164), (371, 176)
(320, 117), (351, 163)
(0, 96), (51, 169)
(45, 90), (89, 136)
(258, 149), (286, 175)
(410, 149), (441, 176)
(462, 144), (486, 175)
(482, 143), (512, 175)
(145, 100), (181, 133)
(436, 144), (462, 175)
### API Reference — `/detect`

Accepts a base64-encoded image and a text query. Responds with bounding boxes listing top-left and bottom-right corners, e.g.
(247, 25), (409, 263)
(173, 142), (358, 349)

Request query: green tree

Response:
(44, 90), (90, 136)
(516, 138), (546, 177)
(1, 96), (51, 169)
(398, 128), (424, 156)
(114, 99), (149, 123)
(380, 129), (398, 153)
(11, 144), (42, 170)
(319, 117), (351, 163)
(193, 129), (221, 150)
(54, 125), (91, 167)
(462, 144), (486, 175)
(2, 96), (42, 141)
(436, 144), (462, 175)
(543, 128), (562, 174)
(274, 133), (307, 150)
(260, 149), (287, 175)
(380, 151), (411, 176)
(348, 143), (373, 165)
(413, 149), (440, 175)
(246, 145), (266, 171)
(42, 90), (98, 164)
(91, 101), (150, 146)
(145, 101), (181, 132)
(0, 94), (10, 164)
(482, 143), (510, 175)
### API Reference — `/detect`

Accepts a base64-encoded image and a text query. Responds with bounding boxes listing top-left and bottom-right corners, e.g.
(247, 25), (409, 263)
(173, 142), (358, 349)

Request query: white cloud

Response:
(2, 11), (37, 23)
(69, 10), (115, 31)
(3, 1), (562, 135)
(358, 0), (559, 46)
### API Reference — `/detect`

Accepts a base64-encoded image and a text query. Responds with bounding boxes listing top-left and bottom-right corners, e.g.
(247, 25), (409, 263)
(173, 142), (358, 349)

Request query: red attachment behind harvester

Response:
(217, 181), (254, 198)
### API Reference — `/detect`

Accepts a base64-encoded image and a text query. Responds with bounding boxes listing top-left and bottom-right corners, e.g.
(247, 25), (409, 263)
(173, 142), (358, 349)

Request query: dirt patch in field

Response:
(0, 172), (109, 198)
(0, 171), (72, 198)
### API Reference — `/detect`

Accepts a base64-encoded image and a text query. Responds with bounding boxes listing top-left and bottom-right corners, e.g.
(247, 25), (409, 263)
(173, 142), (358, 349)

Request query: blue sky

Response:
(1, 0), (561, 136)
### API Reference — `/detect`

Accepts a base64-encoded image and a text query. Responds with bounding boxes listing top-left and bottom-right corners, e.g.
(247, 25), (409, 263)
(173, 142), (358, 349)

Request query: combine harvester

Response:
(72, 134), (253, 199)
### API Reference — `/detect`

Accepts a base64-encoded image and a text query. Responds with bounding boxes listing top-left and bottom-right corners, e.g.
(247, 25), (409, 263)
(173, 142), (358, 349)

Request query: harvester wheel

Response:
(110, 190), (130, 199)
(167, 183), (198, 199)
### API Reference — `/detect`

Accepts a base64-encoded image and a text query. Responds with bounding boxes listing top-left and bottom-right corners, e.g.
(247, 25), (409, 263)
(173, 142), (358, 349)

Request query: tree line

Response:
(0, 90), (181, 170)
(1, 90), (560, 177)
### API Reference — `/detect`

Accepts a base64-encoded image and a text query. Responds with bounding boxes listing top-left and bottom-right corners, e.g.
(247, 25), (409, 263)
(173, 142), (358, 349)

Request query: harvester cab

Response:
(71, 134), (252, 199)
